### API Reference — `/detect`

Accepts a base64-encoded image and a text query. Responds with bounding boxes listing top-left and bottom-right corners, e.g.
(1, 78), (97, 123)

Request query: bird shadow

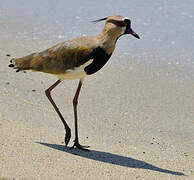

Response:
(36, 142), (185, 176)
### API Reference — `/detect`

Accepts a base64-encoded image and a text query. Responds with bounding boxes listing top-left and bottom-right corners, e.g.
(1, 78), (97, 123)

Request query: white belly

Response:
(57, 59), (93, 80)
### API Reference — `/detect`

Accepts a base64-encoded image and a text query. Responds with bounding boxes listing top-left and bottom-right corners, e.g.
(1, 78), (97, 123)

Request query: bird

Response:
(8, 15), (140, 150)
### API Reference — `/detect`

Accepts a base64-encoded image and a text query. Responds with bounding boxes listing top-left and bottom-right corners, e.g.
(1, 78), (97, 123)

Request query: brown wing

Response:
(29, 41), (92, 74)
(11, 41), (92, 74)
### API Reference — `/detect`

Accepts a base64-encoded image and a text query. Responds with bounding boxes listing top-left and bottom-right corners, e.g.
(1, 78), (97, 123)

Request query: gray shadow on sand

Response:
(37, 142), (185, 176)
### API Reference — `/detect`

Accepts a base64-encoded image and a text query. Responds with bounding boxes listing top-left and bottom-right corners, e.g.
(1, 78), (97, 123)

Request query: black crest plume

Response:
(92, 17), (108, 23)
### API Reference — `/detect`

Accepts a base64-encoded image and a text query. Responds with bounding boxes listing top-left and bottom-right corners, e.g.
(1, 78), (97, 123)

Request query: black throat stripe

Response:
(84, 47), (112, 75)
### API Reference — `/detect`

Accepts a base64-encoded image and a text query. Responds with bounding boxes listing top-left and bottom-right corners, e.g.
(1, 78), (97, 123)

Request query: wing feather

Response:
(29, 41), (92, 74)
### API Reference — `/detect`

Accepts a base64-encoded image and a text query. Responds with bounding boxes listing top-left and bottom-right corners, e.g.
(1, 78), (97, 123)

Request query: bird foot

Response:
(71, 140), (90, 151)
(64, 128), (71, 146)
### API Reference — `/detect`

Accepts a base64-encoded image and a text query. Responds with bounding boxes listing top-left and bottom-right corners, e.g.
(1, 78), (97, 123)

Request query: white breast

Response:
(57, 59), (93, 80)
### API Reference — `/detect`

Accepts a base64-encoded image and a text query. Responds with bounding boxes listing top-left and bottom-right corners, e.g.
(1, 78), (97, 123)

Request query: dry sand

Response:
(0, 20), (193, 180)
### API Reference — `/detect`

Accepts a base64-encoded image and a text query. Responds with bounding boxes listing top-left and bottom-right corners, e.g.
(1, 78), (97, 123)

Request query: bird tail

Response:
(8, 53), (35, 72)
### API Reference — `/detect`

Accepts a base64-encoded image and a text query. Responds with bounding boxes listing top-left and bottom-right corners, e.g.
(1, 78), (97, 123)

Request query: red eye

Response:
(116, 21), (126, 27)
(124, 19), (131, 27)
(108, 19), (126, 27)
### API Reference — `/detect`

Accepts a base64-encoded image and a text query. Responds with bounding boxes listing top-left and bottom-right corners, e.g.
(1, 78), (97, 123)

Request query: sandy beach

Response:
(0, 18), (194, 180)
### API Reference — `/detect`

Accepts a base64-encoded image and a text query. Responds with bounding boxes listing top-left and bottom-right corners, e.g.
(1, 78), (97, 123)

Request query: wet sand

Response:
(0, 20), (194, 180)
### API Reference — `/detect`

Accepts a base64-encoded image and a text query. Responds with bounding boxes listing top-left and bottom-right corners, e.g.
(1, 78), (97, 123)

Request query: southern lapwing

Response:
(9, 15), (140, 150)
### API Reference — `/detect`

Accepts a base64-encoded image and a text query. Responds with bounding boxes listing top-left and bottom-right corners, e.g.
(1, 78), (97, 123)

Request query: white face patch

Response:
(121, 26), (126, 34)
(118, 17), (128, 34)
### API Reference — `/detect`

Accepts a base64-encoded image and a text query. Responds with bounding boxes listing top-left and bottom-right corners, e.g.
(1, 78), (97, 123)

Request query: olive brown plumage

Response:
(9, 15), (140, 150)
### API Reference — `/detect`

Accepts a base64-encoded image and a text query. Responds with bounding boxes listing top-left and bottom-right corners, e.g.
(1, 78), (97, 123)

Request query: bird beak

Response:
(126, 28), (140, 39)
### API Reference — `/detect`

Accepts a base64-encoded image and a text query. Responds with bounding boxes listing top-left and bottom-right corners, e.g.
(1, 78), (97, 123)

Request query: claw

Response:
(64, 128), (71, 146)
(71, 141), (90, 151)
(8, 63), (14, 67)
(15, 67), (21, 72)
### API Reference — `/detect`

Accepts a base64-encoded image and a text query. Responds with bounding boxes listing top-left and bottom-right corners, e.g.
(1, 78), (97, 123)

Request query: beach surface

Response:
(0, 16), (194, 179)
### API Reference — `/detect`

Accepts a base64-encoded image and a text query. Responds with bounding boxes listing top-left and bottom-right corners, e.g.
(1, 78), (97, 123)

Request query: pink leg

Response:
(72, 79), (90, 150)
(45, 80), (71, 146)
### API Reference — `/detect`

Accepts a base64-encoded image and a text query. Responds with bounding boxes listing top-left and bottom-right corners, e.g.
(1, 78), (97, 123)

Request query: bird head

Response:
(93, 15), (140, 39)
